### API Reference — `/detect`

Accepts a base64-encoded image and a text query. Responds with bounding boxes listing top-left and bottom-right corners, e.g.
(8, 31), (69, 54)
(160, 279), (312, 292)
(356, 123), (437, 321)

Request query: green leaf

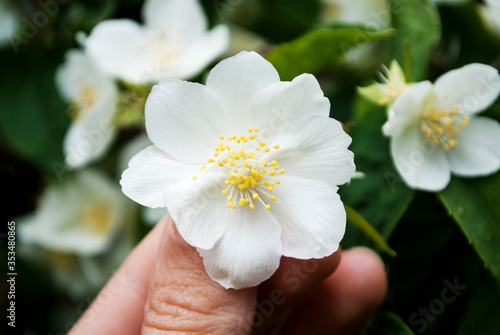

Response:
(389, 0), (440, 81)
(345, 205), (397, 257)
(438, 174), (500, 285)
(458, 275), (500, 335)
(265, 27), (395, 81)
(0, 51), (69, 178)
(362, 312), (415, 335)
(339, 96), (415, 249)
(438, 3), (500, 68)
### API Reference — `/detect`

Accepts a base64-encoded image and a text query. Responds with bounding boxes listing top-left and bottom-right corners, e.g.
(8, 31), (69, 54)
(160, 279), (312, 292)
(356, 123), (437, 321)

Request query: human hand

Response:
(70, 214), (387, 335)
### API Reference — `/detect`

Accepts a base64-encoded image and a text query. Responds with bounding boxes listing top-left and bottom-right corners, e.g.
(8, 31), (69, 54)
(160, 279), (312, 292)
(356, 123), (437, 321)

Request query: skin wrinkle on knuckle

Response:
(143, 278), (247, 334)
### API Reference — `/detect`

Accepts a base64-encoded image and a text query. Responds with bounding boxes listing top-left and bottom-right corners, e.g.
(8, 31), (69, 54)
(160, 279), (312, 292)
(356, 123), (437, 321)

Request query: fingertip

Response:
(336, 247), (388, 312)
(277, 247), (388, 335)
(263, 247), (342, 298)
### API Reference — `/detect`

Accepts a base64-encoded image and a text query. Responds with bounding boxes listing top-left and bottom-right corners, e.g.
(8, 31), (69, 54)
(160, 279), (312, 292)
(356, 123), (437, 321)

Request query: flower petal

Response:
(57, 50), (118, 168)
(270, 175), (345, 259)
(64, 120), (116, 168)
(270, 117), (355, 188)
(172, 24), (230, 79)
(142, 0), (207, 42)
(383, 81), (434, 137)
(434, 63), (500, 114)
(206, 51), (280, 129)
(85, 19), (148, 83)
(121, 145), (229, 249)
(390, 126), (451, 191)
(198, 207), (282, 289)
(55, 49), (115, 104)
(245, 74), (331, 136)
(447, 116), (500, 176)
(145, 79), (221, 163)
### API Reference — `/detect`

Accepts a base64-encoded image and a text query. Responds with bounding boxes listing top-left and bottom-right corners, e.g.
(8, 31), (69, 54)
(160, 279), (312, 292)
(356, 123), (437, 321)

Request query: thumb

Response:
(142, 215), (257, 334)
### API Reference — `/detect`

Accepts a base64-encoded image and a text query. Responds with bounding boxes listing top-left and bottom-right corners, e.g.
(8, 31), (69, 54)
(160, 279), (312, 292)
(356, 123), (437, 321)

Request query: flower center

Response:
(68, 79), (97, 122)
(137, 30), (184, 67)
(193, 127), (285, 210)
(420, 100), (470, 151)
(81, 204), (111, 235)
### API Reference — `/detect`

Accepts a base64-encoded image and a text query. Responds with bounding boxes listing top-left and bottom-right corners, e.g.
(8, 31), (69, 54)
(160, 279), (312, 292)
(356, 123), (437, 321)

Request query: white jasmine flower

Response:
(56, 49), (117, 168)
(120, 51), (355, 289)
(383, 63), (500, 191)
(85, 0), (230, 84)
(359, 60), (408, 106)
(19, 170), (131, 256)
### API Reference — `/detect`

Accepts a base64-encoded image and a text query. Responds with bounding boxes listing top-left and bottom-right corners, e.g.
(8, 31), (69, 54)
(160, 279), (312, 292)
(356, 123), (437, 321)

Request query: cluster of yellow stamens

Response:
(69, 80), (97, 121)
(192, 127), (285, 210)
(378, 82), (407, 106)
(420, 99), (470, 151)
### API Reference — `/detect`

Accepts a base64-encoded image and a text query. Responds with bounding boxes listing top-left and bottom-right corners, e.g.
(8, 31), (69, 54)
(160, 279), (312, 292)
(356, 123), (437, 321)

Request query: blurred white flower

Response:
(85, 0), (230, 84)
(56, 49), (117, 168)
(358, 60), (408, 106)
(18, 170), (136, 297)
(0, 2), (18, 48)
(383, 63), (500, 191)
(120, 51), (355, 289)
(19, 170), (131, 255)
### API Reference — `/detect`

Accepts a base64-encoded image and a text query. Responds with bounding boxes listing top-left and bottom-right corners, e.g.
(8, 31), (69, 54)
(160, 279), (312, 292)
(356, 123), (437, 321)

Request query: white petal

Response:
(172, 24), (230, 79)
(142, 0), (207, 42)
(145, 79), (221, 163)
(245, 74), (331, 137)
(271, 175), (345, 259)
(198, 207), (282, 289)
(120, 145), (228, 249)
(270, 117), (355, 188)
(447, 116), (500, 176)
(434, 63), (500, 114)
(55, 49), (114, 104)
(206, 51), (280, 130)
(390, 126), (451, 191)
(64, 120), (116, 168)
(384, 81), (434, 137)
(117, 134), (152, 176)
(85, 19), (148, 83)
